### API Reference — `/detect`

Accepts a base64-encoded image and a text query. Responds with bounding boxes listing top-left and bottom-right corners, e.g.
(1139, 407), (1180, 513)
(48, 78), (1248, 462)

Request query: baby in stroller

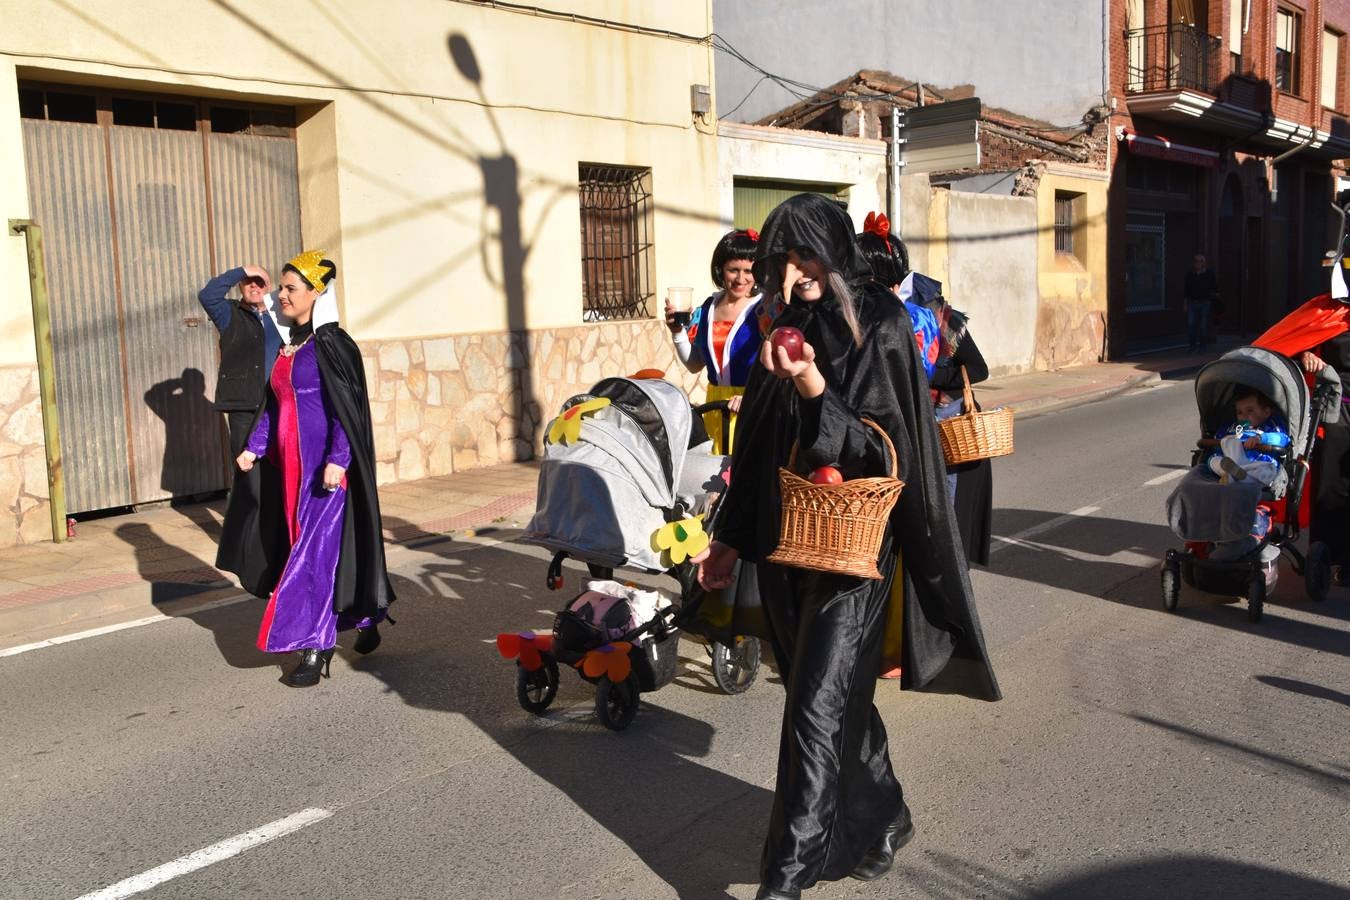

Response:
(1204, 387), (1290, 485)
(1198, 387), (1290, 563)
(1163, 345), (1341, 622)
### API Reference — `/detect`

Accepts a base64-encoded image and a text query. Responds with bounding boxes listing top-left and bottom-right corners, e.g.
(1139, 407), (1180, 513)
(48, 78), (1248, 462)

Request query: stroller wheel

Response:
(1161, 554), (1181, 612)
(711, 636), (762, 694)
(1247, 573), (1265, 624)
(1306, 542), (1332, 603)
(515, 656), (560, 715)
(595, 674), (639, 731)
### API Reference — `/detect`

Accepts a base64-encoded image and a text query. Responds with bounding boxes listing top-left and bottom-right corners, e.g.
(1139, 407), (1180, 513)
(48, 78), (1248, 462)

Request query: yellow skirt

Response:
(703, 384), (744, 455)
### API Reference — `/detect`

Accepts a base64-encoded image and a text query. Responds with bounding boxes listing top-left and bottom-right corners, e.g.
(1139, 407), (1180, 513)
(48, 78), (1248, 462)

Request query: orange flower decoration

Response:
(579, 642), (633, 682)
(496, 630), (555, 671)
(548, 397), (611, 445)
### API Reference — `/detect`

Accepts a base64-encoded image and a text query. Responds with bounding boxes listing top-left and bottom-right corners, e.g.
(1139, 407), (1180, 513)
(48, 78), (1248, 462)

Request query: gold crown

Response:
(287, 249), (332, 290)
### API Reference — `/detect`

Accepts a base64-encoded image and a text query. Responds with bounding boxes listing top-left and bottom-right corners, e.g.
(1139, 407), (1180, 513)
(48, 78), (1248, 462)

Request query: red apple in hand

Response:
(770, 327), (805, 362)
(809, 465), (843, 485)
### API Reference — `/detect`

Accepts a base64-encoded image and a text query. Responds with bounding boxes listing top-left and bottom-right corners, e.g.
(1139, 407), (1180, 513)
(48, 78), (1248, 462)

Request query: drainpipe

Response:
(1271, 125), (1319, 165)
(889, 105), (903, 236)
(8, 220), (67, 544)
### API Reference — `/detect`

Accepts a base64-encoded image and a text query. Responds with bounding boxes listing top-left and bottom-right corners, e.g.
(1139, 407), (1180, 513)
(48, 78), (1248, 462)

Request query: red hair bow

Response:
(864, 211), (892, 253)
(742, 228), (759, 242)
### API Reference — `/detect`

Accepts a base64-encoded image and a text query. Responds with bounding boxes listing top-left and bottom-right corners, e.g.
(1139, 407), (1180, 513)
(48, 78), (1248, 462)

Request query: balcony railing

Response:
(1125, 24), (1224, 94)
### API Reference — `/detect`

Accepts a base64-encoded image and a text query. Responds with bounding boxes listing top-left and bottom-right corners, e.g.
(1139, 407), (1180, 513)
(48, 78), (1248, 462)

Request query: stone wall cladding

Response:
(0, 365), (53, 544)
(359, 320), (703, 484)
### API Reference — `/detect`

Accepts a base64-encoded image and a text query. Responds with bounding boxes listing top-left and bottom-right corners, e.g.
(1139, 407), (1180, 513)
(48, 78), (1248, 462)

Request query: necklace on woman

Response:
(280, 334), (313, 357)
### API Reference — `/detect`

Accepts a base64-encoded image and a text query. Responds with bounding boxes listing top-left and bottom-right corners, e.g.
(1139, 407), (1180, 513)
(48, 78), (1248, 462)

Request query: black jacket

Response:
(213, 303), (267, 412)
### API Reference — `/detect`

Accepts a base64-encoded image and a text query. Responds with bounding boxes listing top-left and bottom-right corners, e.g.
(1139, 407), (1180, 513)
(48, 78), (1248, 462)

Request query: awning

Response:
(1120, 129), (1221, 169)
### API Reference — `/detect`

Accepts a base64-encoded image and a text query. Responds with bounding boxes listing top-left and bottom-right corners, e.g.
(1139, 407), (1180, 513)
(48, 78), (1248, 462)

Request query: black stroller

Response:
(1162, 346), (1341, 621)
(501, 376), (761, 731)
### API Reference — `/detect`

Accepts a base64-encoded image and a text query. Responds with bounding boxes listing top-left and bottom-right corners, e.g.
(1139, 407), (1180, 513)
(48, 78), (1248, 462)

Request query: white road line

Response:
(1143, 468), (1189, 487)
(74, 808), (333, 900)
(0, 594), (252, 659)
(990, 505), (1101, 554)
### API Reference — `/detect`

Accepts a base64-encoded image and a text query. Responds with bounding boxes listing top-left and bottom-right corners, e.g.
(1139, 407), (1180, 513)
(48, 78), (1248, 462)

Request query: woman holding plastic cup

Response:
(665, 229), (767, 452)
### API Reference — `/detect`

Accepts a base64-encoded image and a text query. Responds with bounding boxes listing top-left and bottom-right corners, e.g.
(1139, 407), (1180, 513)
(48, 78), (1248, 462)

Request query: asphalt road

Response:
(3, 379), (1348, 900)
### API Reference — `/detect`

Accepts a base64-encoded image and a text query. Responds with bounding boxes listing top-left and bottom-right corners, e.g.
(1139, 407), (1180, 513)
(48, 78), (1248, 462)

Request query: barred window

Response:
(1054, 191), (1086, 264)
(1054, 194), (1075, 255)
(579, 164), (654, 321)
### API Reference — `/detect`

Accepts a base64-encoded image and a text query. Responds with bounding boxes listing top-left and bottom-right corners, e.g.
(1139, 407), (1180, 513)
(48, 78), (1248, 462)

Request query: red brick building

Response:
(1110, 0), (1350, 354)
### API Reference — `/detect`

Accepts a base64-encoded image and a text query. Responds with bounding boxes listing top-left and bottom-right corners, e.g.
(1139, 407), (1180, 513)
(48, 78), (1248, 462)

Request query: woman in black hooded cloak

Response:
(697, 194), (1000, 899)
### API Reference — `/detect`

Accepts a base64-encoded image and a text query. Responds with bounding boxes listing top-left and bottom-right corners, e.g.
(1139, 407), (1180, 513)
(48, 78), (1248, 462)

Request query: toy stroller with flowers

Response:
(499, 375), (761, 731)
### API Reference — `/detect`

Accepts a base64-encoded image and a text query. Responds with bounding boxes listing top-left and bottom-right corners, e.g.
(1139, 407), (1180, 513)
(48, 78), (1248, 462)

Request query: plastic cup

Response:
(668, 287), (694, 326)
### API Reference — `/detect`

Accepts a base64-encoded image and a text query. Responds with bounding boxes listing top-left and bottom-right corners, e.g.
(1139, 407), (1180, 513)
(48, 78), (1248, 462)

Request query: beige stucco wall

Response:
(717, 122), (888, 231)
(0, 0), (722, 542)
(1035, 166), (1109, 369)
(927, 188), (1041, 376)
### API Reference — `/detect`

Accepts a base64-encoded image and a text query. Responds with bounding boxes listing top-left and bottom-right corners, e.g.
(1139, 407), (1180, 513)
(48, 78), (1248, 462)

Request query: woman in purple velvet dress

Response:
(223, 250), (394, 687)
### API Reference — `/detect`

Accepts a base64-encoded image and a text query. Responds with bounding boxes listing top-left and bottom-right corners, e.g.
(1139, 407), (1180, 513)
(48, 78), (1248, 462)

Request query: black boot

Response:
(850, 804), (915, 881)
(285, 648), (334, 687)
(754, 888), (800, 900)
(353, 624), (381, 655)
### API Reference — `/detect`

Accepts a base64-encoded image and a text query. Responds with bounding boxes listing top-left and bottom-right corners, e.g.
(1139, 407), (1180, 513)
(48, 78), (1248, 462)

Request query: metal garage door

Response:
(733, 178), (849, 232)
(19, 87), (302, 513)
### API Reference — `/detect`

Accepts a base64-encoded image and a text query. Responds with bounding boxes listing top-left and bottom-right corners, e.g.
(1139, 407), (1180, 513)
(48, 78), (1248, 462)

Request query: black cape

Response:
(716, 195), (1000, 701)
(217, 323), (395, 619)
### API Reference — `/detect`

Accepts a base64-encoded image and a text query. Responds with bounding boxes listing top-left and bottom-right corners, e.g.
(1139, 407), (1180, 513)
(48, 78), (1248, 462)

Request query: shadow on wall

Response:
(446, 33), (536, 453)
(197, 4), (733, 454)
(143, 368), (226, 497)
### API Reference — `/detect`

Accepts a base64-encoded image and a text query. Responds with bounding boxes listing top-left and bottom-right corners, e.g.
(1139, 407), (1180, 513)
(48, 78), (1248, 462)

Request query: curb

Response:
(1007, 371), (1163, 420)
(0, 493), (539, 654)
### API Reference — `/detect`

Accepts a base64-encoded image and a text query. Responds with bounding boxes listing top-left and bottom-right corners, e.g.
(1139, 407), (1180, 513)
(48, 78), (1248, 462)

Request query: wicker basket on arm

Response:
(764, 418), (905, 580)
(937, 366), (1015, 465)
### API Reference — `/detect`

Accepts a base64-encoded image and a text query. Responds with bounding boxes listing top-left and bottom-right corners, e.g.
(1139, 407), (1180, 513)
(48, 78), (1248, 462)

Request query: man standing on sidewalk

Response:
(199, 265), (283, 590)
(1185, 254), (1219, 350)
(198, 265), (282, 456)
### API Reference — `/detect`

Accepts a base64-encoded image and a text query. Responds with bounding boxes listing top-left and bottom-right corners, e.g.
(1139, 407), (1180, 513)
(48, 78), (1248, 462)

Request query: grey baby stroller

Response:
(505, 376), (761, 731)
(1162, 346), (1341, 621)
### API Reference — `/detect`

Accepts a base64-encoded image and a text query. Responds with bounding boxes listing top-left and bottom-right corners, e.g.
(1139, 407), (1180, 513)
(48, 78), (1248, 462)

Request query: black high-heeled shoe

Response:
(285, 648), (335, 687)
(352, 624), (381, 655)
(850, 804), (915, 881)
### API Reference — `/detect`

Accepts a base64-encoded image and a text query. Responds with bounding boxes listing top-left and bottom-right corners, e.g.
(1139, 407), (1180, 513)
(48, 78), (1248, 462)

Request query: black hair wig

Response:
(283, 258), (338, 291)
(855, 230), (910, 288)
(710, 229), (759, 288)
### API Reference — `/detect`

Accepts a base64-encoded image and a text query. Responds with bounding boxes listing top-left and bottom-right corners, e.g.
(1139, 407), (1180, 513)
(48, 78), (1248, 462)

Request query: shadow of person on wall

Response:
(143, 367), (228, 500)
(356, 516), (770, 897)
(113, 522), (269, 670)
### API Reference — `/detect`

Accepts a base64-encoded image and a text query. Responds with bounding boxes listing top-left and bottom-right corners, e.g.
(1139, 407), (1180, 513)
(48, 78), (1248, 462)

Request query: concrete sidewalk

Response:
(0, 344), (1217, 653)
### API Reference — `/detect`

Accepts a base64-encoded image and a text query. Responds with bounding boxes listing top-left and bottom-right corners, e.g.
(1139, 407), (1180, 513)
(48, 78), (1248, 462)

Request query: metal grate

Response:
(579, 164), (654, 321)
(1125, 24), (1223, 95)
(1054, 195), (1075, 256)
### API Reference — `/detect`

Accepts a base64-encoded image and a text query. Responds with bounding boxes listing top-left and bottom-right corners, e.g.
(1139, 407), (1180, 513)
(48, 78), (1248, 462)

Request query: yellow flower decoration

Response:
(547, 397), (611, 445)
(653, 515), (710, 566)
